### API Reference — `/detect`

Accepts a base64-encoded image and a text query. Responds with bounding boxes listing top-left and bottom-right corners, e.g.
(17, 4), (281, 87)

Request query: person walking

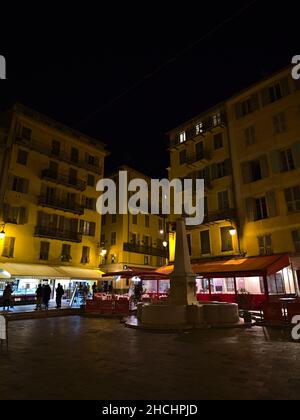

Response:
(35, 284), (43, 311)
(43, 284), (51, 310)
(92, 282), (97, 297)
(55, 283), (64, 308)
(2, 284), (12, 312)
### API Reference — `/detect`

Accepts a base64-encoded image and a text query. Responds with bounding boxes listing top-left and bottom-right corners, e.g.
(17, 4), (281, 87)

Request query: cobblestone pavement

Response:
(0, 316), (300, 400)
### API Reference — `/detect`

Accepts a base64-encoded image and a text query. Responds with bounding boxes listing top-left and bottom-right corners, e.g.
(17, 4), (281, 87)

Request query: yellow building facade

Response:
(99, 166), (168, 293)
(0, 103), (108, 302)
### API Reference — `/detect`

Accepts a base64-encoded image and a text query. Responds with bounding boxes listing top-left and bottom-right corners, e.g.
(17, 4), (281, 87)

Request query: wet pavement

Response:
(0, 316), (300, 400)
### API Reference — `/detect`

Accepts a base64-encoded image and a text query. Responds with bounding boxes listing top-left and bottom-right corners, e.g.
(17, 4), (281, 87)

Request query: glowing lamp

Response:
(163, 241), (168, 248)
(0, 229), (5, 239)
(229, 227), (237, 236)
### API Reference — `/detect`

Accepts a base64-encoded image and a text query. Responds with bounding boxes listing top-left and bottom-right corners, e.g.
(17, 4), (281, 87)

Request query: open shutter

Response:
(241, 162), (251, 184)
(261, 87), (270, 106)
(291, 140), (300, 168)
(270, 149), (282, 174)
(245, 198), (256, 222)
(266, 191), (277, 217)
(259, 155), (269, 179)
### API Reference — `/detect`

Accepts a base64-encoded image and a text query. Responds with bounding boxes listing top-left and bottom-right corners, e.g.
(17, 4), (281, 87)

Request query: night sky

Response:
(0, 1), (299, 178)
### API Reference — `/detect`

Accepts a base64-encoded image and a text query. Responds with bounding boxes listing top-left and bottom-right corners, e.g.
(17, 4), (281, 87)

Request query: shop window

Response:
(268, 273), (285, 294)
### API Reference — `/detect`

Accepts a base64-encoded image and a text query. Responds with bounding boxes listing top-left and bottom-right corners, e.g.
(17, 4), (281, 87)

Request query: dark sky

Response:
(0, 0), (299, 177)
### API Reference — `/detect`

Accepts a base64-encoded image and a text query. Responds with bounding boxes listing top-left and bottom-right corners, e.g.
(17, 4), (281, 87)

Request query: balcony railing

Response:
(41, 169), (86, 191)
(186, 151), (211, 165)
(35, 226), (82, 243)
(16, 136), (102, 175)
(203, 208), (236, 224)
(38, 196), (84, 215)
(123, 242), (168, 258)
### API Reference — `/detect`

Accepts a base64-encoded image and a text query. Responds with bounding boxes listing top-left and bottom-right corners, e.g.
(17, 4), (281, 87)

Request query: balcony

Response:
(35, 226), (82, 243)
(186, 152), (211, 166)
(38, 196), (84, 215)
(203, 208), (237, 224)
(41, 169), (86, 191)
(16, 136), (102, 175)
(123, 243), (168, 258)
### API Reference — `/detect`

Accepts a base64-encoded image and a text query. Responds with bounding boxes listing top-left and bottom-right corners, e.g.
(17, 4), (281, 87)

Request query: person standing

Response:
(2, 284), (12, 311)
(55, 283), (64, 308)
(92, 282), (97, 296)
(43, 284), (51, 310)
(35, 284), (43, 310)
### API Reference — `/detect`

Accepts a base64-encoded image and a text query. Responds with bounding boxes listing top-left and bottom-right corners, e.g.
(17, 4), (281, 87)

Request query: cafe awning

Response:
(0, 263), (66, 279)
(102, 268), (169, 280)
(56, 266), (104, 280)
(156, 254), (291, 279)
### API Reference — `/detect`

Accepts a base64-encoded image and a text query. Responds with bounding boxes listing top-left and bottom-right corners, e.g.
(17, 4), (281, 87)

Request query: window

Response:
(187, 234), (192, 255)
(242, 156), (269, 184)
(100, 234), (105, 247)
(195, 122), (203, 135)
(235, 94), (259, 118)
(179, 131), (186, 143)
(292, 230), (300, 253)
(61, 244), (72, 262)
(212, 112), (222, 126)
(111, 254), (116, 264)
(101, 214), (106, 226)
(40, 241), (50, 261)
(218, 191), (229, 211)
(221, 227), (233, 252)
(21, 126), (32, 140)
(245, 126), (256, 146)
(285, 186), (300, 212)
(200, 230), (211, 255)
(17, 149), (28, 166)
(261, 78), (289, 106)
(68, 168), (77, 186)
(258, 235), (272, 256)
(3, 205), (27, 224)
(10, 176), (29, 193)
(144, 256), (149, 265)
(132, 214), (138, 225)
(273, 112), (287, 134)
(81, 246), (90, 264)
(71, 147), (79, 163)
(280, 149), (295, 172)
(130, 233), (137, 244)
(255, 197), (268, 220)
(51, 140), (61, 156)
(211, 160), (231, 179)
(79, 220), (96, 236)
(213, 133), (223, 150)
(195, 142), (204, 159)
(111, 214), (117, 224)
(83, 197), (96, 211)
(179, 149), (187, 165)
(111, 232), (117, 245)
(158, 218), (163, 232)
(87, 174), (95, 187)
(2, 237), (15, 258)
(145, 215), (150, 228)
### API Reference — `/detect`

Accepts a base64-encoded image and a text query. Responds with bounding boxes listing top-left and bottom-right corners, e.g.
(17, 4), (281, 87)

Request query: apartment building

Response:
(99, 166), (168, 293)
(0, 103), (108, 302)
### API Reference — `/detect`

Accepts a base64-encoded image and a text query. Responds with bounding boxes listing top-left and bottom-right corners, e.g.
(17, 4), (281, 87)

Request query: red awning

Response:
(102, 269), (169, 280)
(156, 254), (290, 278)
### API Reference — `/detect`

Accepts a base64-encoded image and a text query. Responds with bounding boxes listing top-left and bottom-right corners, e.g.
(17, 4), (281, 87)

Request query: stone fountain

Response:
(127, 218), (241, 330)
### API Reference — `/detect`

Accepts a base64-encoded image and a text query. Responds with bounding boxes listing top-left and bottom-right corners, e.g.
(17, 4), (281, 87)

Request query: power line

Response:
(76, 0), (258, 127)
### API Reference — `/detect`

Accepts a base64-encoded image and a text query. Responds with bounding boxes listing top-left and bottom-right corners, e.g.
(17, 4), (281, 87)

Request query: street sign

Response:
(0, 315), (6, 340)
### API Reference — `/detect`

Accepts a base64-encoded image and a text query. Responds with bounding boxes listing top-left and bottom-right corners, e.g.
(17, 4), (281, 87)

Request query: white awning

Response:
(56, 266), (104, 280)
(0, 263), (67, 279)
(0, 265), (11, 279)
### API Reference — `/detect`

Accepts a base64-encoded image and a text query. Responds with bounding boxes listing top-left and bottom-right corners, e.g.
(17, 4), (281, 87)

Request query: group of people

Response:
(35, 283), (65, 310)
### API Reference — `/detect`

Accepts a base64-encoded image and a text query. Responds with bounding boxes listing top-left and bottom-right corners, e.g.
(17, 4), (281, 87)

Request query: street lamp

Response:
(229, 226), (237, 236)
(100, 249), (107, 257)
(163, 241), (168, 248)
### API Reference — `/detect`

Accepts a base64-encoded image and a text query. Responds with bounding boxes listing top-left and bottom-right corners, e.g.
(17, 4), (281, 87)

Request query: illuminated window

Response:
(179, 131), (186, 143)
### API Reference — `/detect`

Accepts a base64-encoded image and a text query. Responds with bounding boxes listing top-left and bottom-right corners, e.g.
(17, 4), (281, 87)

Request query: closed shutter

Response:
(241, 162), (251, 184)
(259, 155), (269, 179)
(90, 222), (96, 236)
(266, 191), (277, 217)
(291, 141), (300, 168)
(270, 149), (282, 174)
(245, 198), (256, 222)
